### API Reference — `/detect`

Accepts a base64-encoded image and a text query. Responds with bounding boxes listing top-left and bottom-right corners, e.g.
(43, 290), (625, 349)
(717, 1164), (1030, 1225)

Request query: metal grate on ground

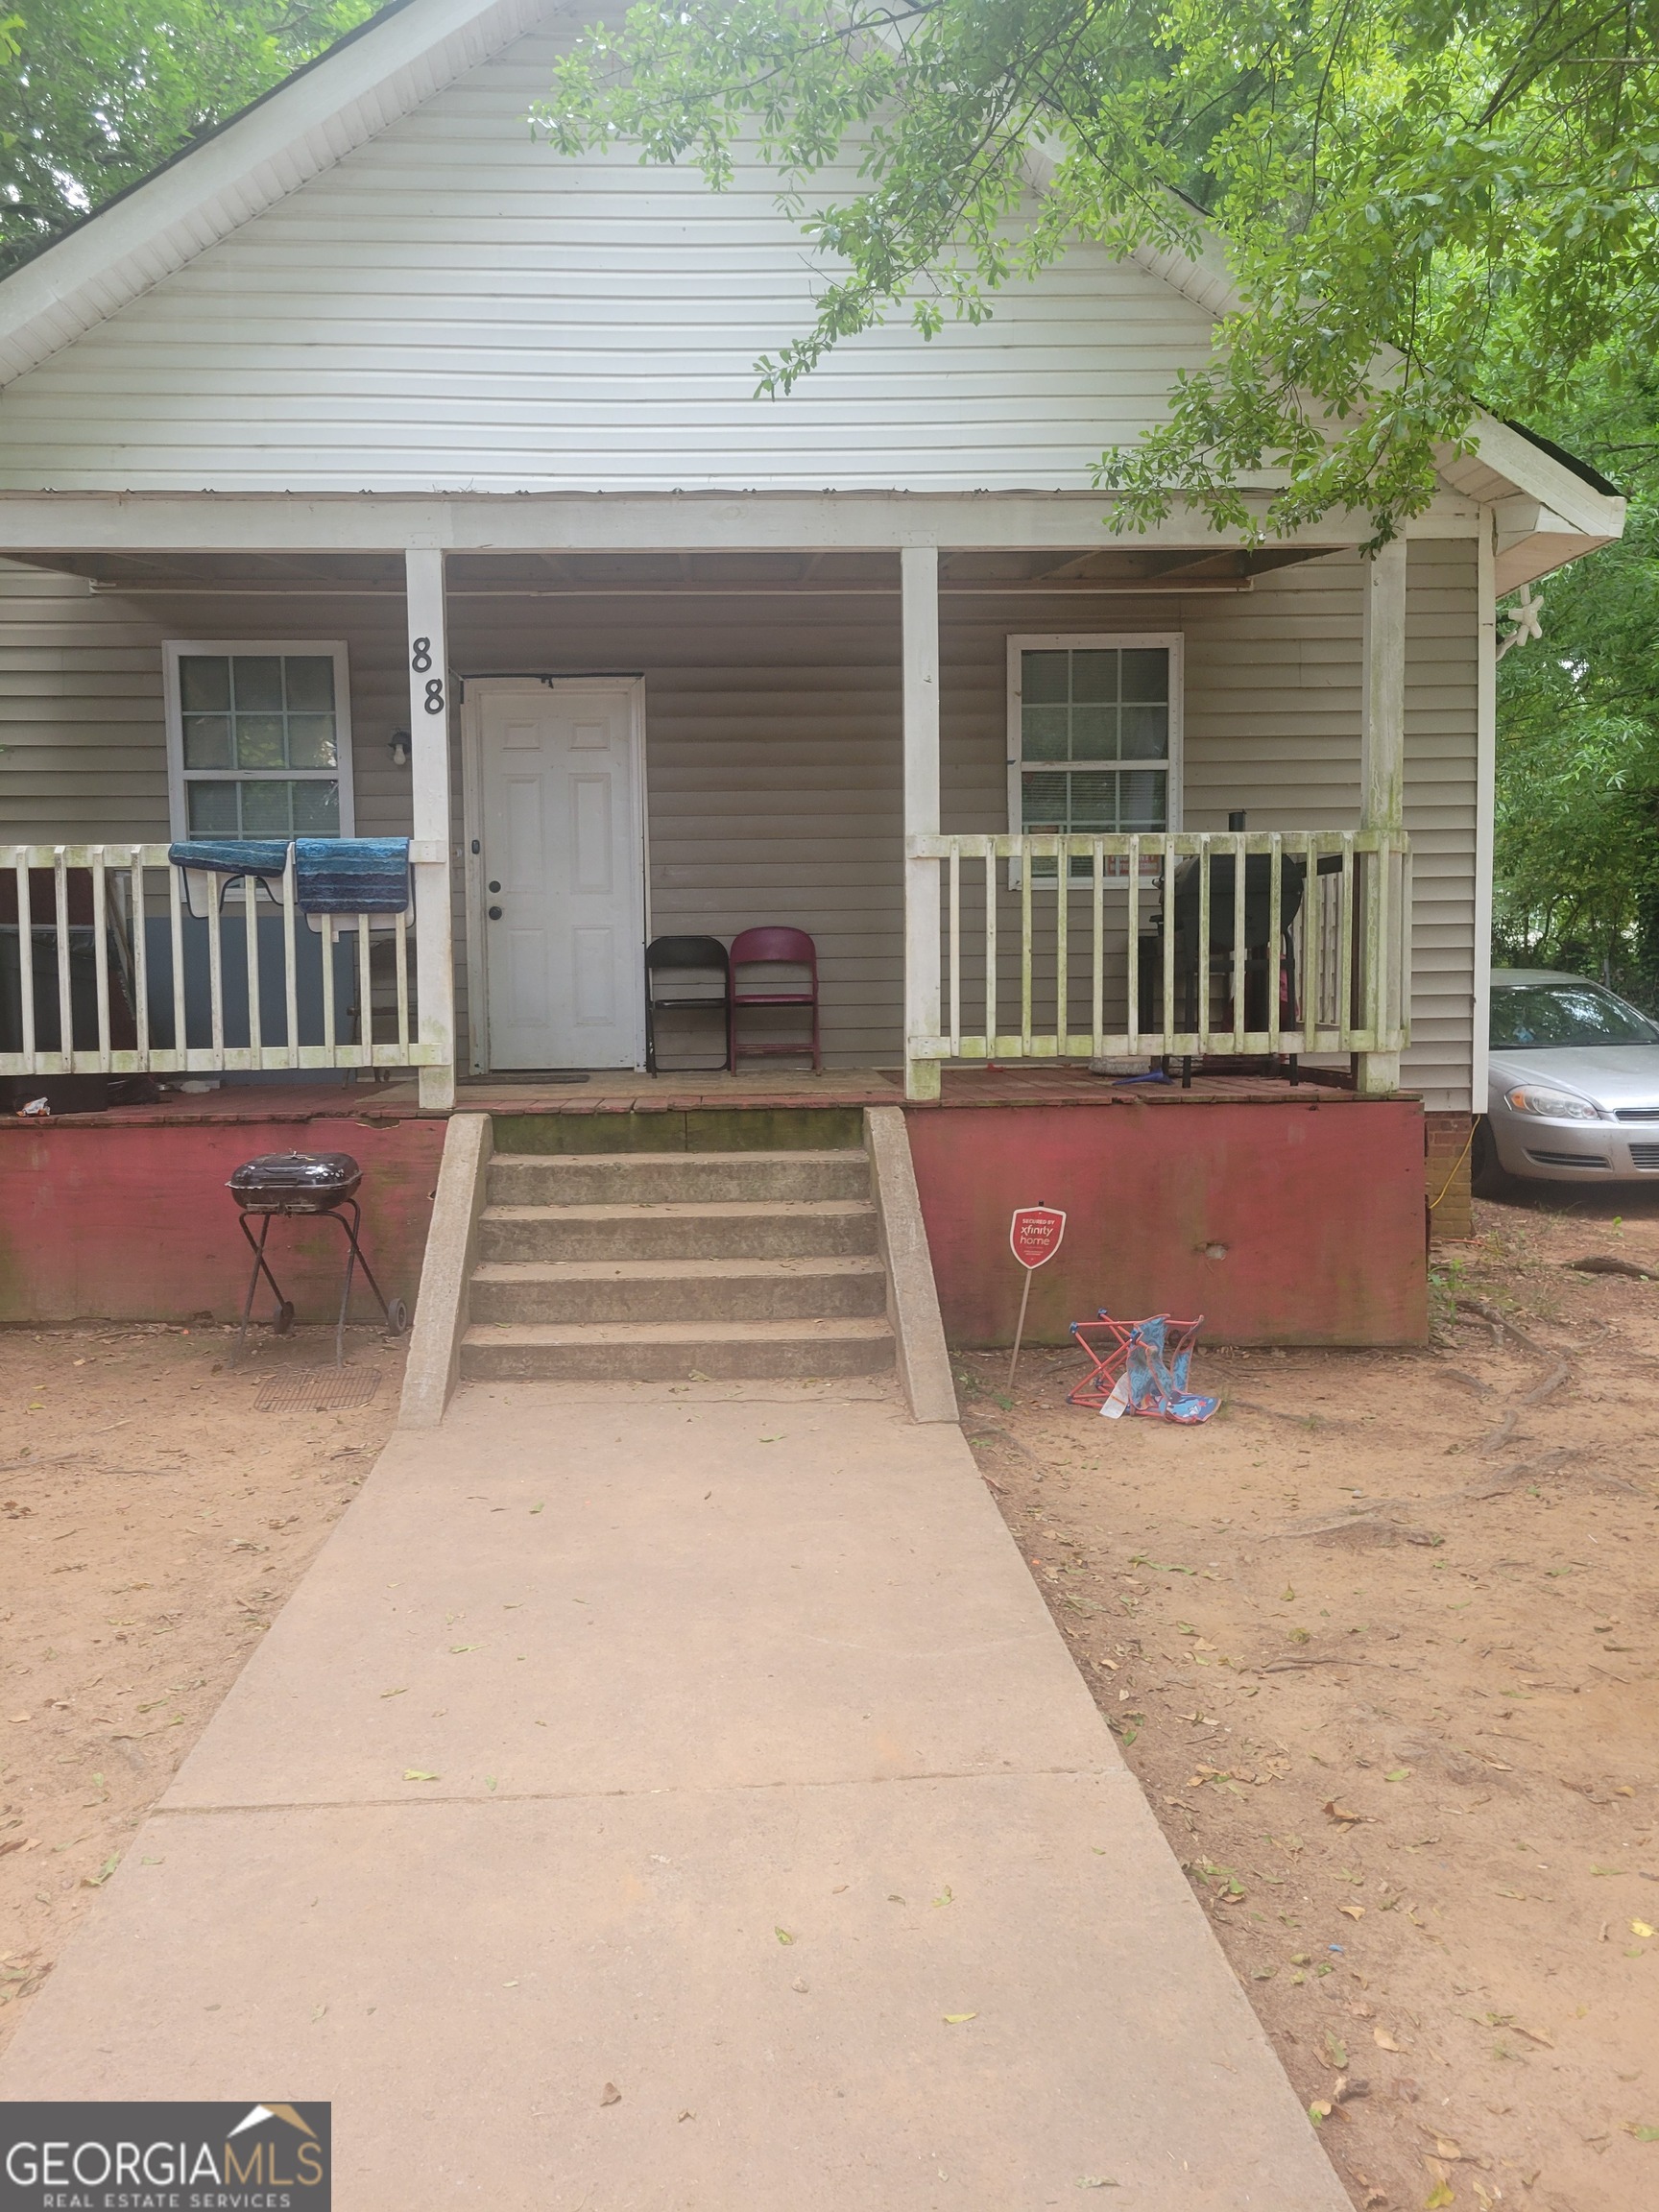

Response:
(253, 1367), (383, 1413)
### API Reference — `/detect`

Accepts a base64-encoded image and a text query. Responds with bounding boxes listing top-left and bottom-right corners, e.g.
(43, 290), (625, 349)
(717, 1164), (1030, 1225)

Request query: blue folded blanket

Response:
(167, 839), (289, 880)
(295, 837), (411, 914)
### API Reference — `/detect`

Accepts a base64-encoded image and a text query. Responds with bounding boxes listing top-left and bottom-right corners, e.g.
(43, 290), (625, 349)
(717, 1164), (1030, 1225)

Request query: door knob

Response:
(488, 904), (502, 920)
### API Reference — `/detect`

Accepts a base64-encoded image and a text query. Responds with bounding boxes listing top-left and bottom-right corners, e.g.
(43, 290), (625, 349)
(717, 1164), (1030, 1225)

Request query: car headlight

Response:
(1503, 1085), (1605, 1120)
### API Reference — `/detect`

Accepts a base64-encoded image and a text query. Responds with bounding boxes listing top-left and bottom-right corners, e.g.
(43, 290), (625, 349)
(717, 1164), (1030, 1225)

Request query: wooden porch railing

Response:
(0, 842), (448, 1079)
(905, 829), (1411, 1067)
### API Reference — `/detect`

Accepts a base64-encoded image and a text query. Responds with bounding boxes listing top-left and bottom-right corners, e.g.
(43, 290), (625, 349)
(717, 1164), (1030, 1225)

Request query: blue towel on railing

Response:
(167, 838), (289, 880)
(295, 837), (411, 914)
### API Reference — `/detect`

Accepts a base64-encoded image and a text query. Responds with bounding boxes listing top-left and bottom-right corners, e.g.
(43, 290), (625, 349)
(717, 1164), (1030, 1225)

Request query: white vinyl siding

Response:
(0, 22), (1224, 494)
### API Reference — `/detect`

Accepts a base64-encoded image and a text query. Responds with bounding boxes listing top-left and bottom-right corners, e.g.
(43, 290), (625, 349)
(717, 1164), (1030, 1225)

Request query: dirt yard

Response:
(0, 1320), (406, 2056)
(4, 1193), (1657, 2212)
(964, 1190), (1659, 2212)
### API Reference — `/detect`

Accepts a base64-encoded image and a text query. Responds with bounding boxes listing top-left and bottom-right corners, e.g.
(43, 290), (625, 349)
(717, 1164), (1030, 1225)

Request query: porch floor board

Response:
(6, 1062), (1375, 1130)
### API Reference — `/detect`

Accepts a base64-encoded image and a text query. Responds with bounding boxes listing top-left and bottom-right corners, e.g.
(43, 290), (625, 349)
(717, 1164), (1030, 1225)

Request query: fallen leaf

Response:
(1339, 1905), (1366, 1920)
(943, 2011), (977, 2024)
(932, 1887), (953, 1908)
(1425, 2185), (1455, 2209)
(1385, 1767), (1411, 1782)
(775, 1927), (795, 1945)
(1515, 2024), (1555, 2048)
(1323, 1800), (1371, 1825)
(1633, 1921), (1655, 1940)
(449, 1645), (480, 1654)
(600, 2083), (620, 2106)
(1308, 2101), (1333, 2125)
(1432, 2137), (1465, 2159)
(1324, 2032), (1349, 2068)
(379, 1687), (407, 1699)
(1623, 2123), (1659, 2142)
(81, 1854), (118, 1887)
(1374, 2027), (1409, 2053)
(402, 1770), (440, 1782)
(529, 1503), (544, 1515)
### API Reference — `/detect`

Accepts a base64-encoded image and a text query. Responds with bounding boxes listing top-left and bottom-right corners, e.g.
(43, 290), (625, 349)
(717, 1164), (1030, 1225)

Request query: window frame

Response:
(1005, 631), (1184, 880)
(162, 638), (356, 842)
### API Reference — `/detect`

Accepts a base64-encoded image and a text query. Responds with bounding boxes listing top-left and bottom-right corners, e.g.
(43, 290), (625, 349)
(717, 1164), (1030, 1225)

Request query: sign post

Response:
(1007, 1205), (1066, 1394)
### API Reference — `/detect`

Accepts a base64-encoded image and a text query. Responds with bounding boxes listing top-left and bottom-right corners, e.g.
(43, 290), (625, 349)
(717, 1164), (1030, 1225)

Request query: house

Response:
(0, 0), (1624, 1357)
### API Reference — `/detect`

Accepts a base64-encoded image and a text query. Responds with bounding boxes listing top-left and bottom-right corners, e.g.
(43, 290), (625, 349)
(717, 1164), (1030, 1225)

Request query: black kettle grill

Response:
(228, 1150), (407, 1364)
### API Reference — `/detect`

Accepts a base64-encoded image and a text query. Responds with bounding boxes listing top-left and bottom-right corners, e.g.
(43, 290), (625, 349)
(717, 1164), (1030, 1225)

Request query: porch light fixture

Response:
(388, 729), (411, 768)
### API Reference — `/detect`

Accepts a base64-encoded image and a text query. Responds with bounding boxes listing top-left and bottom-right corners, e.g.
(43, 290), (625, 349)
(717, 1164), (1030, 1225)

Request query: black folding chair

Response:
(644, 934), (732, 1073)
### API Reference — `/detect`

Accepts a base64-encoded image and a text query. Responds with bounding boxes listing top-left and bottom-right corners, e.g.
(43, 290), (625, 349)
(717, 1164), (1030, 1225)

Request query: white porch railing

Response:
(1, 842), (448, 1078)
(906, 829), (1411, 1065)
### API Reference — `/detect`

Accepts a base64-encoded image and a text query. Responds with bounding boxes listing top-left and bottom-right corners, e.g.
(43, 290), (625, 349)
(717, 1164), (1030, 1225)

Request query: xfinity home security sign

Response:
(1, 2103), (329, 2212)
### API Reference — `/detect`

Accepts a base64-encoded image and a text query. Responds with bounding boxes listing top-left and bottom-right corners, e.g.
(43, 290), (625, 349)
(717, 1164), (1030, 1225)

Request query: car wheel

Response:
(1470, 1115), (1514, 1198)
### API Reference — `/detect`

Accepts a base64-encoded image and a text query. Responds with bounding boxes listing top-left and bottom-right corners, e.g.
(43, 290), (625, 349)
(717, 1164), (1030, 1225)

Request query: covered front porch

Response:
(1, 517), (1433, 1116)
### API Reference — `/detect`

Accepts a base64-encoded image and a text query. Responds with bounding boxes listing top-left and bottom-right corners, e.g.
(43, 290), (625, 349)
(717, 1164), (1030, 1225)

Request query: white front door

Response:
(475, 678), (645, 1069)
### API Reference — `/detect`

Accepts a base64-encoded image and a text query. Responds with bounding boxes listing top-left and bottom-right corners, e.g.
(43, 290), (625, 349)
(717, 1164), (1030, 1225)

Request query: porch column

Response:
(1357, 537), (1407, 1096)
(902, 545), (942, 1101)
(405, 547), (457, 1113)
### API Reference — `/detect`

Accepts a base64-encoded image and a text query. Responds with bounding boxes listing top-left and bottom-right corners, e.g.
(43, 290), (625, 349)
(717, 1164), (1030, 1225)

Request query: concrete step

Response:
(476, 1198), (879, 1264)
(469, 1255), (889, 1325)
(487, 1149), (870, 1207)
(458, 1316), (896, 1382)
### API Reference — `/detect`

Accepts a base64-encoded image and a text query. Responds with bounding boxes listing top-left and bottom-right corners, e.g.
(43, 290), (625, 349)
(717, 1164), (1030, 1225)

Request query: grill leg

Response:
(325, 1200), (401, 1364)
(328, 1201), (364, 1368)
(234, 1213), (292, 1361)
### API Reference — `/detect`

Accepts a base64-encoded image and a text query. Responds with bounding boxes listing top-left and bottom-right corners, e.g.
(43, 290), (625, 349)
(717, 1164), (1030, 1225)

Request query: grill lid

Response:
(228, 1150), (362, 1210)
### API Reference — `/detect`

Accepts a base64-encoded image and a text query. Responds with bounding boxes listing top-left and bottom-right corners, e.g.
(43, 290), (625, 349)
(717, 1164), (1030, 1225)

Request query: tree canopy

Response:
(541, 0), (1659, 541)
(1494, 365), (1659, 989)
(0, 0), (377, 276)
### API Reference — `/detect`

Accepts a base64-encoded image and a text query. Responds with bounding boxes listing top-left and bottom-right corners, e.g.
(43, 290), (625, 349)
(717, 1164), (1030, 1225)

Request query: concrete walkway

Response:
(0, 1383), (1348, 2209)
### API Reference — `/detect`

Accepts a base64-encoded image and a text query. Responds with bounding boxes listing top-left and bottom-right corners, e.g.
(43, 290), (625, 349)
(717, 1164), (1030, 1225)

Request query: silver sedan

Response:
(1478, 967), (1659, 1190)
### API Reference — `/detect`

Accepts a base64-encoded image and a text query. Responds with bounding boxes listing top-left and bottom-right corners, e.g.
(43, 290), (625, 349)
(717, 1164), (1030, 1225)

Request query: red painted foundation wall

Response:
(904, 1098), (1427, 1346)
(0, 1117), (445, 1326)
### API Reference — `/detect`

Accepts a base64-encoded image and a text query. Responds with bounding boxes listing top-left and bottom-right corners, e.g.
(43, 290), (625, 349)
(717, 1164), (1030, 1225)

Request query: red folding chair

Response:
(1069, 1311), (1204, 1411)
(729, 926), (821, 1071)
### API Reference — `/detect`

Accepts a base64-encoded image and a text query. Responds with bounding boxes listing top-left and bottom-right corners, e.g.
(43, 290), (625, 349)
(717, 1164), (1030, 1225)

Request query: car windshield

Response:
(1490, 983), (1659, 1048)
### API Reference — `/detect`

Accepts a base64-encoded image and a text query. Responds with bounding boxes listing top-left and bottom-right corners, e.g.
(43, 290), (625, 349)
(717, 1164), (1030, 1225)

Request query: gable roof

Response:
(0, 0), (1624, 565)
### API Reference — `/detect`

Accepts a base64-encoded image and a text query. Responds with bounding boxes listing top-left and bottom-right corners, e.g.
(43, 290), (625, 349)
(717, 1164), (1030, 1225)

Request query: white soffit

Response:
(0, 0), (548, 386)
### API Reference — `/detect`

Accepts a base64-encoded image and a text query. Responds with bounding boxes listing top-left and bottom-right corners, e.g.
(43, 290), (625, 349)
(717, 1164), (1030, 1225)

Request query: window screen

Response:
(175, 651), (346, 838)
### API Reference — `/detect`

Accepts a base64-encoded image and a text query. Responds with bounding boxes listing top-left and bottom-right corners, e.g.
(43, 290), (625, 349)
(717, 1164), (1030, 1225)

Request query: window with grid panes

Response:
(1014, 641), (1174, 878)
(167, 646), (353, 839)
